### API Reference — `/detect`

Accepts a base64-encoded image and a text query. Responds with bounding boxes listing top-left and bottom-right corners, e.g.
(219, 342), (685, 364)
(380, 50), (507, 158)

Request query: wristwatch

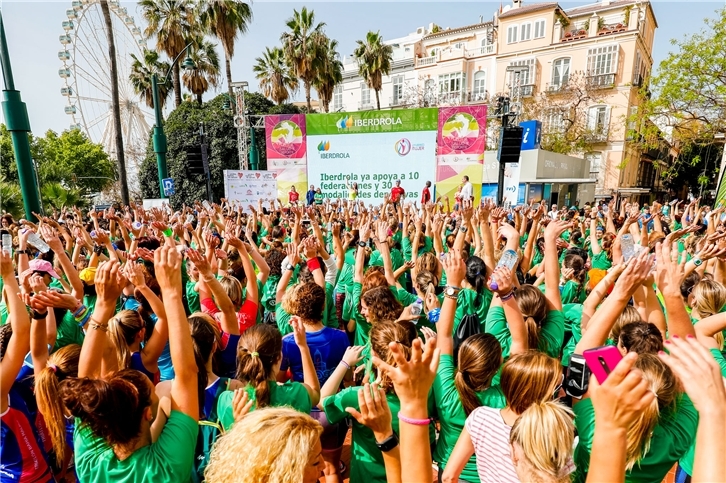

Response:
(693, 257), (703, 267)
(283, 262), (295, 271)
(375, 432), (399, 452)
(459, 226), (468, 233)
(444, 286), (461, 299)
(358, 241), (368, 248)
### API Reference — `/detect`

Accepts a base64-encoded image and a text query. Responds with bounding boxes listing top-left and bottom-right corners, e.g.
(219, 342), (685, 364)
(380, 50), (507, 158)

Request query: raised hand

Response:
(95, 260), (126, 303)
(655, 241), (686, 297)
(442, 249), (466, 288)
(231, 389), (255, 423)
(154, 238), (183, 294)
(123, 260), (147, 288)
(289, 315), (308, 348)
(488, 266), (513, 296)
(286, 241), (301, 266)
(345, 383), (393, 440)
(186, 248), (214, 278)
(372, 336), (440, 407)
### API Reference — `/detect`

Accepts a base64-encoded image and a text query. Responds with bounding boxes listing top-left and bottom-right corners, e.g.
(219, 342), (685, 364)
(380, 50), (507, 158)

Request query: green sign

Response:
(306, 108), (439, 135)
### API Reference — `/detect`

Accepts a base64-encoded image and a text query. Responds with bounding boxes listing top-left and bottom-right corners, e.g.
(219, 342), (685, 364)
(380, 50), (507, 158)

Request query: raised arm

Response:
(654, 241), (695, 339)
(227, 236), (259, 306)
(276, 243), (299, 303)
(40, 225), (83, 301)
(154, 238), (198, 420)
(1, 250), (31, 408)
(543, 220), (570, 311)
(289, 316), (320, 406)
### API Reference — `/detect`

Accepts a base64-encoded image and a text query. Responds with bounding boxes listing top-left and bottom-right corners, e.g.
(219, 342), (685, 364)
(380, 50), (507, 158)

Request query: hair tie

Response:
(48, 363), (57, 373)
(250, 351), (259, 357)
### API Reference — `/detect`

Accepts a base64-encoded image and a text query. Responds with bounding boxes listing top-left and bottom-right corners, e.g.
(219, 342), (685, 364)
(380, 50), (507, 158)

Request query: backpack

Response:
(453, 313), (481, 353)
(193, 377), (229, 483)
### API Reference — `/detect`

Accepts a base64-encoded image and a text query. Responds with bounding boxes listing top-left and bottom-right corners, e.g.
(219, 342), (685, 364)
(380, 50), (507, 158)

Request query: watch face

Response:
(446, 287), (455, 296)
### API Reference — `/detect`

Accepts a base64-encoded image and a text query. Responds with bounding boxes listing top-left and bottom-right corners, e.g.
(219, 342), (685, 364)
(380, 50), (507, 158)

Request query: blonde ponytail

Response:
(510, 400), (574, 483)
(107, 310), (144, 370)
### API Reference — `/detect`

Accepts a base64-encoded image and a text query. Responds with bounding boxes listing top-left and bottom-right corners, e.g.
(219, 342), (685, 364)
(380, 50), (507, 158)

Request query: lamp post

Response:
(151, 43), (195, 198)
(0, 11), (42, 220)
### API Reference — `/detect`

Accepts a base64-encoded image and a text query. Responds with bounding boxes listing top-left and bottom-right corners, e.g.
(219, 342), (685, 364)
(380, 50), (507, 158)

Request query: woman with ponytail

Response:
(559, 253), (587, 304)
(429, 250), (528, 483)
(106, 309), (166, 383)
(35, 344), (80, 477)
(509, 401), (575, 483)
(216, 320), (320, 431)
(443, 350), (566, 483)
(322, 320), (435, 483)
(60, 243), (199, 482)
(485, 221), (569, 359)
(589, 216), (614, 270)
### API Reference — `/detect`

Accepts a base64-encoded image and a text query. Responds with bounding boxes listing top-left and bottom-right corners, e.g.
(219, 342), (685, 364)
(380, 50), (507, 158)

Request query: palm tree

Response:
(182, 38), (221, 104)
(41, 183), (84, 212)
(253, 47), (298, 105)
(100, 0), (129, 205)
(140, 0), (196, 107)
(129, 50), (172, 109)
(198, 0), (253, 115)
(354, 31), (393, 110)
(314, 37), (343, 113)
(281, 7), (326, 112)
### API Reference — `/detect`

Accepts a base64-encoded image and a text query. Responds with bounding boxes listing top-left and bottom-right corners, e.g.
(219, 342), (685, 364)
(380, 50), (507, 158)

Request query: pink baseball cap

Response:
(28, 259), (60, 279)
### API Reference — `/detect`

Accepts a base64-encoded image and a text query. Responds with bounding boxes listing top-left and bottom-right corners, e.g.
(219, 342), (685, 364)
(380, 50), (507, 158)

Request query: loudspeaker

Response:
(498, 126), (523, 163)
(185, 145), (205, 175)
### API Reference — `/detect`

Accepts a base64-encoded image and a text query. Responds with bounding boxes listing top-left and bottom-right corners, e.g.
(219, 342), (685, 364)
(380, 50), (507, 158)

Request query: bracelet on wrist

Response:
(306, 257), (321, 272)
(499, 291), (515, 302)
(398, 414), (432, 426)
(72, 304), (87, 317)
(31, 310), (48, 320)
(339, 360), (351, 370)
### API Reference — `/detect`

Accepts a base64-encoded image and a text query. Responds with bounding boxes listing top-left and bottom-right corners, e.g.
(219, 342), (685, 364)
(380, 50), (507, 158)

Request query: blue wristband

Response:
(427, 308), (441, 323)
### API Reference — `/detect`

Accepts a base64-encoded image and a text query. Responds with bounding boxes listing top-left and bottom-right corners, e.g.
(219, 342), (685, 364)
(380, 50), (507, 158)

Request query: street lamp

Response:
(151, 43), (196, 198)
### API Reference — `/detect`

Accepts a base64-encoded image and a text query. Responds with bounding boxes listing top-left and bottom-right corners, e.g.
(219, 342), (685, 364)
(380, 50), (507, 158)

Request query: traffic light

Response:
(498, 126), (523, 164)
(186, 145), (205, 175)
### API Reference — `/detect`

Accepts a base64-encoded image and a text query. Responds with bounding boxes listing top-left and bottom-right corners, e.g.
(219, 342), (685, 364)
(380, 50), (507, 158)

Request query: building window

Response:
(453, 42), (464, 49)
(551, 57), (570, 88)
(587, 44), (618, 83)
(507, 25), (518, 44)
(438, 72), (466, 103)
(588, 105), (611, 138)
(360, 82), (371, 107)
(587, 152), (603, 181)
(472, 71), (487, 101)
(508, 59), (535, 96)
(534, 19), (546, 39)
(520, 22), (532, 41)
(333, 85), (343, 111)
(423, 78), (436, 106)
(392, 75), (404, 104)
(543, 108), (566, 133)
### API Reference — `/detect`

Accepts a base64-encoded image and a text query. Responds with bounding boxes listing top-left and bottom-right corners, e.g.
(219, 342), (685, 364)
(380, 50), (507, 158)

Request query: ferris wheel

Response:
(58, 0), (153, 192)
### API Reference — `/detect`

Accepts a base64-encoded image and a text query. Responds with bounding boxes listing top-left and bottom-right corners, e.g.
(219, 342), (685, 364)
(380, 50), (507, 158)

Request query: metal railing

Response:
(358, 101), (374, 110)
(587, 73), (616, 88)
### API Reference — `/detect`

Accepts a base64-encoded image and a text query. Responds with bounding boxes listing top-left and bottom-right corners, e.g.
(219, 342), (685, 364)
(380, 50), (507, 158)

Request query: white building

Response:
(333, 27), (430, 112)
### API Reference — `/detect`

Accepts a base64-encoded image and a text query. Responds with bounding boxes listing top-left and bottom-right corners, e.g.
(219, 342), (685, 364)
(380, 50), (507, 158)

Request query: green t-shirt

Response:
(678, 348), (726, 476)
(275, 302), (293, 335)
(54, 310), (85, 352)
(217, 381), (312, 431)
(349, 282), (372, 347)
(453, 288), (493, 335)
(590, 250), (612, 270)
(323, 386), (435, 483)
(261, 275), (280, 314)
(0, 302), (8, 326)
(561, 280), (586, 305)
(573, 395), (698, 483)
(314, 192), (323, 205)
(485, 306), (565, 359)
(401, 235), (434, 261)
(74, 411), (197, 482)
(432, 354), (506, 482)
(560, 303), (584, 366)
(185, 280), (200, 314)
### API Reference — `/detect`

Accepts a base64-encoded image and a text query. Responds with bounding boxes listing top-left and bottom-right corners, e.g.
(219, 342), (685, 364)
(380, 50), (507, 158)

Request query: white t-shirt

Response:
(461, 182), (473, 200)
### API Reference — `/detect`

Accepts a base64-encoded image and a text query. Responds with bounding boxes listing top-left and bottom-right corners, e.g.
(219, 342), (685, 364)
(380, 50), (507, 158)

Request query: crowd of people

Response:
(1, 193), (725, 483)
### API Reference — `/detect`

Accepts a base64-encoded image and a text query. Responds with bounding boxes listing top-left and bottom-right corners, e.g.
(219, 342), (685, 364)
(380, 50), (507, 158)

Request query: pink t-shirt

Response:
(465, 406), (519, 483)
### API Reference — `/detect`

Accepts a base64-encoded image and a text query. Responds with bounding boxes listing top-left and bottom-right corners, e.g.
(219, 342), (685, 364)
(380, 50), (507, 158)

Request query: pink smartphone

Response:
(583, 345), (623, 384)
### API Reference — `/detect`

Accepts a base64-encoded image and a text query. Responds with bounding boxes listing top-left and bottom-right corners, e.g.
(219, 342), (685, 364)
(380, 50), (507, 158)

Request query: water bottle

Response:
(133, 221), (143, 230)
(2, 234), (12, 255)
(621, 234), (636, 262)
(489, 249), (518, 291)
(410, 298), (424, 318)
(26, 231), (50, 254)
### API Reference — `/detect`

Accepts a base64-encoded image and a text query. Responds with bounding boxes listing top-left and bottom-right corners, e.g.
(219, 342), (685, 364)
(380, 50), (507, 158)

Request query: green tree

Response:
(281, 7), (326, 112)
(253, 46), (298, 105)
(40, 182), (86, 212)
(183, 38), (221, 104)
(0, 178), (24, 219)
(129, 50), (172, 109)
(140, 0), (197, 108)
(199, 0), (253, 115)
(354, 31), (393, 110)
(314, 36), (343, 113)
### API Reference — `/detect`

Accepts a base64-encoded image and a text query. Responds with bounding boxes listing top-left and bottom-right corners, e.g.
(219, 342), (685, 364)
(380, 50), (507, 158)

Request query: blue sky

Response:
(1, 0), (724, 136)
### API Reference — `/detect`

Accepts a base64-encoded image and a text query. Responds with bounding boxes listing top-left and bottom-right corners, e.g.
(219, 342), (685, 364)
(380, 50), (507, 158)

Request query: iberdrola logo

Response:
(317, 140), (331, 151)
(336, 116), (354, 130)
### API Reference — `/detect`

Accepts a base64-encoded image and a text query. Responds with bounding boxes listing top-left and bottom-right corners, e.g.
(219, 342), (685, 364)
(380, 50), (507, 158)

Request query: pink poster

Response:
(264, 114), (307, 202)
(436, 106), (487, 205)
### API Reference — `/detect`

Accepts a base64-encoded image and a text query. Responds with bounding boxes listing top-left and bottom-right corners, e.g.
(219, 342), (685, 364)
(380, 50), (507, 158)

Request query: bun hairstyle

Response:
(618, 322), (663, 355)
(36, 344), (81, 461)
(189, 313), (222, 418)
(454, 334), (502, 415)
(361, 287), (403, 323)
(624, 354), (678, 470)
(510, 401), (575, 483)
(414, 270), (439, 298)
(563, 254), (586, 286)
(282, 282), (326, 322)
(60, 369), (152, 447)
(236, 324), (282, 408)
(500, 351), (560, 415)
(107, 310), (145, 370)
(369, 321), (415, 393)
(465, 256), (488, 293)
(513, 286), (548, 352)
(610, 305), (642, 342)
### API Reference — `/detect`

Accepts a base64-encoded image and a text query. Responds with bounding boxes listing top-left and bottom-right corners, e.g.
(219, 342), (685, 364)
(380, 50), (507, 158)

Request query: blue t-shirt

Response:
(281, 327), (349, 386)
(218, 332), (240, 379)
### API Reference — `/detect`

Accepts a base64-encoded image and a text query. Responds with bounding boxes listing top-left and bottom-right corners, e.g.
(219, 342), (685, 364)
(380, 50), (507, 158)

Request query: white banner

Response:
(306, 131), (437, 205)
(503, 162), (521, 206)
(223, 170), (278, 211)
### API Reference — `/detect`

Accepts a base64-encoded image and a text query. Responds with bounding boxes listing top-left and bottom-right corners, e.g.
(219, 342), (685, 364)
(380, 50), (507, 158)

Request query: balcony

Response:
(585, 128), (609, 143)
(358, 101), (374, 111)
(416, 55), (437, 67)
(587, 73), (616, 89)
(466, 90), (488, 104)
(465, 44), (495, 58)
(545, 80), (571, 94)
(561, 29), (588, 42)
(389, 96), (407, 107)
(516, 84), (535, 97)
(597, 23), (628, 37)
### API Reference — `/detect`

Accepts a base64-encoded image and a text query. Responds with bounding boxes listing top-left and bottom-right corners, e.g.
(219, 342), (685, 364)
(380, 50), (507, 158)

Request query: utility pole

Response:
(0, 11), (42, 220)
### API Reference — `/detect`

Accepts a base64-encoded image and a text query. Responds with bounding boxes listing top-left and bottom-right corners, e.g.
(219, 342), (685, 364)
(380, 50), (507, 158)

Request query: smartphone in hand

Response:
(583, 345), (623, 385)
